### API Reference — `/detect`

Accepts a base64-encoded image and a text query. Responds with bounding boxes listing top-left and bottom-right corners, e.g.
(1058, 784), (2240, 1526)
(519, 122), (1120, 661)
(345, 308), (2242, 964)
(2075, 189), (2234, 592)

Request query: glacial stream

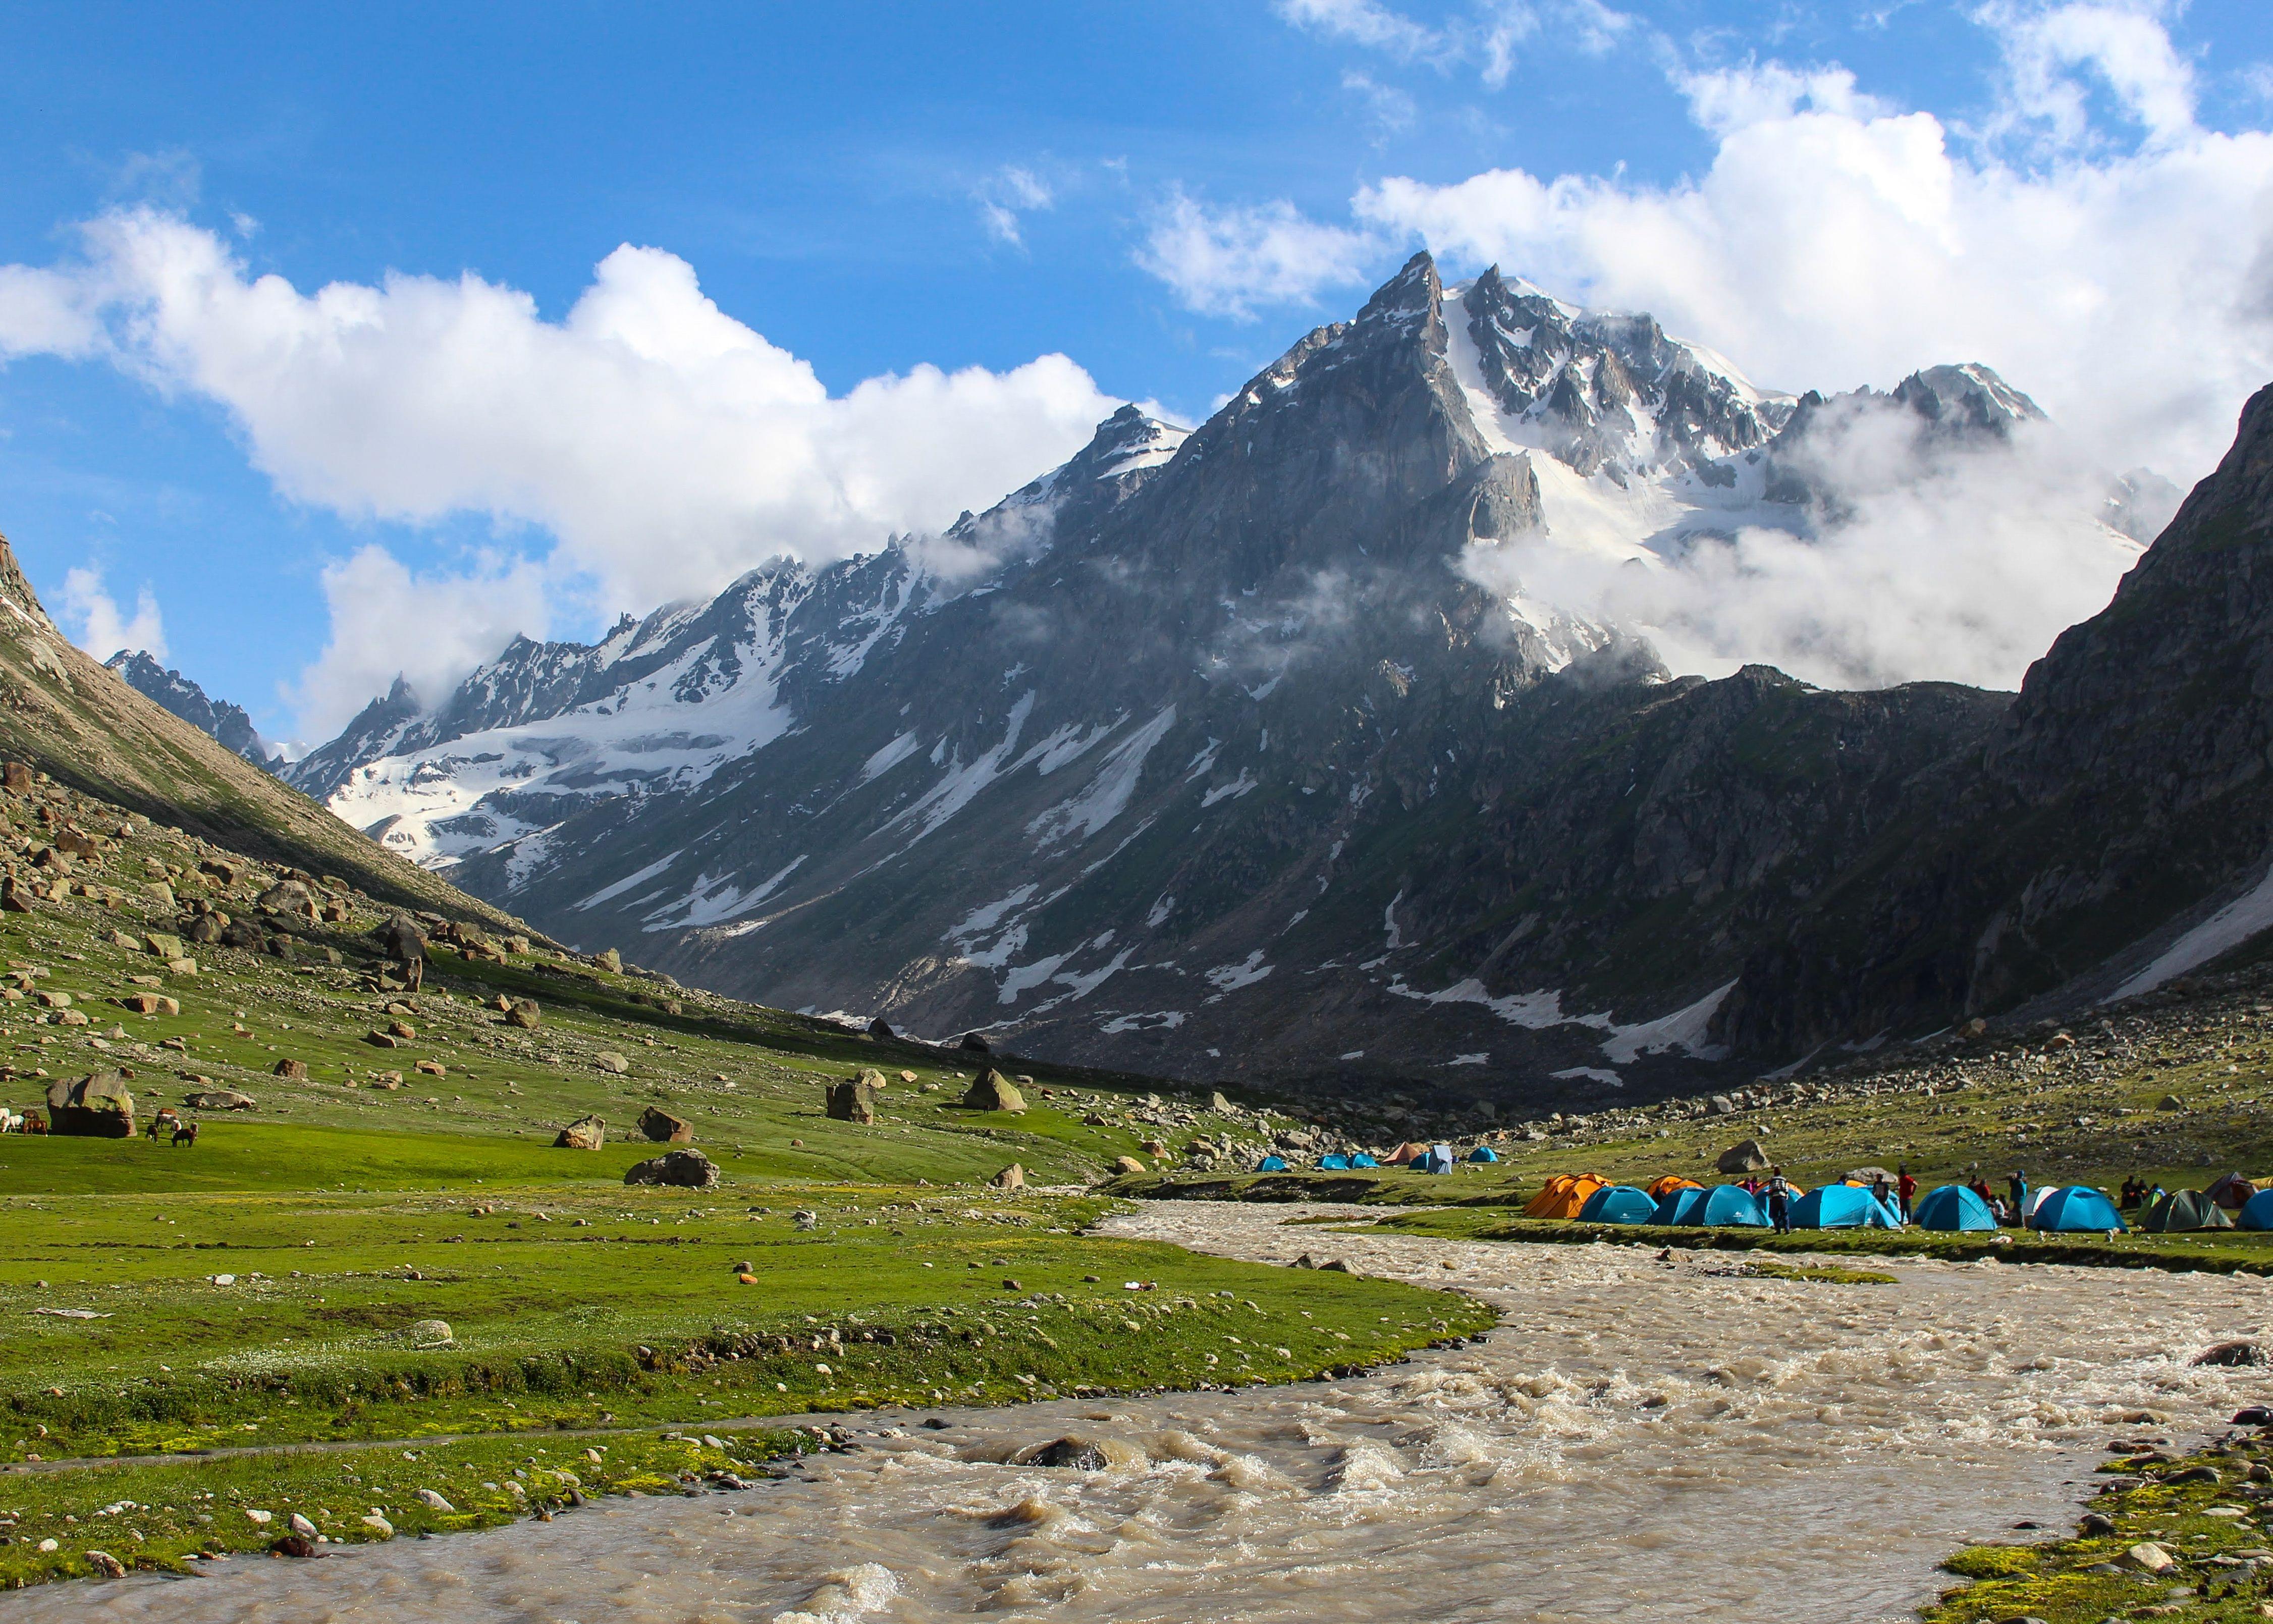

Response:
(10, 1203), (2268, 1623)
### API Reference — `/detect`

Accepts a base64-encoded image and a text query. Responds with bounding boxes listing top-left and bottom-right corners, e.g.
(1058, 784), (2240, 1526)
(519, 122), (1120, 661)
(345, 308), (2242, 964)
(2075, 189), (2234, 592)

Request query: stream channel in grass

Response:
(4, 1202), (2266, 1622)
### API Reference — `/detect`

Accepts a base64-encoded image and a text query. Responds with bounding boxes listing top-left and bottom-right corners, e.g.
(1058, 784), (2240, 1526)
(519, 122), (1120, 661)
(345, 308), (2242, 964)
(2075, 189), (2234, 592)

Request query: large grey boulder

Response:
(46, 1068), (136, 1136)
(625, 1148), (719, 1188)
(1715, 1139), (1770, 1175)
(963, 1069), (1026, 1113)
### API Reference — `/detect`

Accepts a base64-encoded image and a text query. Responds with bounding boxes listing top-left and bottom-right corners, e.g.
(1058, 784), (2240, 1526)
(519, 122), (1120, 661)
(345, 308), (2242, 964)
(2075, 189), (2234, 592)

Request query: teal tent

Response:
(1913, 1184), (1996, 1231)
(1468, 1146), (1499, 1163)
(1318, 1154), (1350, 1170)
(1790, 1183), (1902, 1229)
(1650, 1184), (1768, 1227)
(2030, 1185), (2126, 1232)
(1255, 1155), (1288, 1173)
(1349, 1153), (1379, 1168)
(1577, 1184), (1657, 1224)
(1417, 1145), (1455, 1174)
(2240, 1189), (2273, 1230)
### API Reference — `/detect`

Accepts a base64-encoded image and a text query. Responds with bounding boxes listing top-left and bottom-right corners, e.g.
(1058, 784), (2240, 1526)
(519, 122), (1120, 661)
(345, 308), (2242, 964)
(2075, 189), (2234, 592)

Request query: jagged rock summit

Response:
(105, 650), (283, 774)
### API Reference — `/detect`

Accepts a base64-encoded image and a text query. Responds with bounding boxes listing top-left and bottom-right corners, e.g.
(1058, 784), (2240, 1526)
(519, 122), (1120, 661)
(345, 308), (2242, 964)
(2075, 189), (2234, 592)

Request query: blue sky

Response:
(0, 0), (2267, 744)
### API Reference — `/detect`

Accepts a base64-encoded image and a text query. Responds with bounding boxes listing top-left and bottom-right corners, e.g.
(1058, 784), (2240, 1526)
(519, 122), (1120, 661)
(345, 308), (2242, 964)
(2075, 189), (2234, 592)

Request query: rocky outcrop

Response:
(636, 1106), (693, 1143)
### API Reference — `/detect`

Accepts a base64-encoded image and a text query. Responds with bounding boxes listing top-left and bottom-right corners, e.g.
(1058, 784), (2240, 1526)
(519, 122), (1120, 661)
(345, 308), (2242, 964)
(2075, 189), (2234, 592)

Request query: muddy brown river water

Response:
(8, 1204), (2267, 1623)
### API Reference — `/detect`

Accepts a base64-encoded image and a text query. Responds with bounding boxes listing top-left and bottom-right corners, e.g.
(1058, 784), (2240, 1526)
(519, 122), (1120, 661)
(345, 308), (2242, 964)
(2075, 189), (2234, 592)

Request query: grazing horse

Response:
(148, 1109), (181, 1143)
(171, 1121), (198, 1147)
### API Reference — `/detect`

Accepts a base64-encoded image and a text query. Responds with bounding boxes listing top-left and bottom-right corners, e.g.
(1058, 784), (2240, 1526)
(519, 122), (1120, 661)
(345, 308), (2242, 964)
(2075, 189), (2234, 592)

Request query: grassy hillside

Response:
(0, 764), (1492, 1588)
(0, 534), (536, 934)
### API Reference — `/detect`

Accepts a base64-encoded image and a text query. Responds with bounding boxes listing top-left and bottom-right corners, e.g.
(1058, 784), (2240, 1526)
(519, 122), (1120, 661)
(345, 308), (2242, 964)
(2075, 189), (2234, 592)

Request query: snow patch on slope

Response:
(2112, 868), (2273, 1000)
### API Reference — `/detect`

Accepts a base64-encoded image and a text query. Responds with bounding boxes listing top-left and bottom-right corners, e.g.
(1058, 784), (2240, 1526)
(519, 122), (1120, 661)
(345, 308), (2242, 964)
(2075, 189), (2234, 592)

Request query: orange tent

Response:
(1646, 1174), (1703, 1200)
(1523, 1173), (1606, 1219)
(1385, 1142), (1431, 1166)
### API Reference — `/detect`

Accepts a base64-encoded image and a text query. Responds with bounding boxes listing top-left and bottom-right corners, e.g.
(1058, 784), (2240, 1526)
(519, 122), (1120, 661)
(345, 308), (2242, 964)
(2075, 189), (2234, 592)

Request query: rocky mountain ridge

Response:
(275, 253), (2244, 1105)
(104, 650), (283, 774)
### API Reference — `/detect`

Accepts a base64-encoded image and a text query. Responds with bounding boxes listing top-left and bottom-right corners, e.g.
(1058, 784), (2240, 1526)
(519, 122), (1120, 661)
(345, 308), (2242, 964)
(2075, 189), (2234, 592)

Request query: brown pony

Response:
(171, 1121), (198, 1147)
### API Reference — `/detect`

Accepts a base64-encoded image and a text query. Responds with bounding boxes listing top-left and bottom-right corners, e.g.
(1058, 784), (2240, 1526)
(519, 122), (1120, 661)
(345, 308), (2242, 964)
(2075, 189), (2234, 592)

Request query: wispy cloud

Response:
(61, 566), (165, 662)
(973, 164), (1055, 248)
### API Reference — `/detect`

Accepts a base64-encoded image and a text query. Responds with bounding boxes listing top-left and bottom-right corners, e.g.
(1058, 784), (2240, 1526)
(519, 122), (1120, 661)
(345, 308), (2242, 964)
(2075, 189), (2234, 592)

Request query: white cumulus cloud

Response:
(0, 211), (1122, 737)
(60, 566), (166, 663)
(1138, 189), (1388, 319)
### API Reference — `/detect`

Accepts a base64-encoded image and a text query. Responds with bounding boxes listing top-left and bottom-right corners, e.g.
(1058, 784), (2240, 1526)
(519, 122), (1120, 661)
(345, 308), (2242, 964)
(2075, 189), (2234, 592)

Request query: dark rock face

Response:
(103, 651), (283, 774)
(636, 1106), (693, 1143)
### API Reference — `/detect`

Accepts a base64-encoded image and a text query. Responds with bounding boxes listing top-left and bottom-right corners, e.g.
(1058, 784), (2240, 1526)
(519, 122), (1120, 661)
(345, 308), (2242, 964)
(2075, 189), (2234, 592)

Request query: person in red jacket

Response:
(1896, 1164), (1918, 1224)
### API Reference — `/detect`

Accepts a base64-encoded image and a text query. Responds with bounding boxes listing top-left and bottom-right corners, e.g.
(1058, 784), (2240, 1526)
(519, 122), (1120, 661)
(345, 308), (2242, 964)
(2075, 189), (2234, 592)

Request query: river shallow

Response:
(7, 1204), (2266, 1623)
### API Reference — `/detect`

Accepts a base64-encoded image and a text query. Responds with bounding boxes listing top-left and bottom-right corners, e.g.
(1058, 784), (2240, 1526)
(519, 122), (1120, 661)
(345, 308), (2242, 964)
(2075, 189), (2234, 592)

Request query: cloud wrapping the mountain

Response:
(0, 211), (1120, 734)
(295, 546), (553, 749)
(1467, 404), (2148, 693)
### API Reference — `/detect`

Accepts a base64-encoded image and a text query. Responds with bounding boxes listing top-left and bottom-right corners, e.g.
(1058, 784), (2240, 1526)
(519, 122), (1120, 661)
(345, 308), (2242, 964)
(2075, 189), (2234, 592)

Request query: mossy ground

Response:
(1924, 1435), (2273, 1623)
(0, 1427), (795, 1588)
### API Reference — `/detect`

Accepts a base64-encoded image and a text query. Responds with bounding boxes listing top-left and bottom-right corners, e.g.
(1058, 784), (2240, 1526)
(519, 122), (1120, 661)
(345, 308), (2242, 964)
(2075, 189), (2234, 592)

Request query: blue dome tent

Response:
(1317, 1154), (1350, 1171)
(1468, 1146), (1499, 1163)
(1650, 1184), (1768, 1227)
(1913, 1185), (1997, 1231)
(2030, 1185), (2126, 1232)
(1255, 1155), (1289, 1173)
(1577, 1184), (1658, 1224)
(1349, 1153), (1379, 1168)
(2240, 1189), (2273, 1230)
(1790, 1183), (1902, 1229)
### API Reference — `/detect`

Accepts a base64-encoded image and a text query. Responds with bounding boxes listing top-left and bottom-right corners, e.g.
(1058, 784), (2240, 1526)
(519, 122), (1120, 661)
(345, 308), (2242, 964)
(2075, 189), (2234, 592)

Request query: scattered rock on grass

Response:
(82, 1550), (126, 1578)
(964, 1069), (1026, 1113)
(415, 1489), (454, 1512)
(504, 998), (541, 1030)
(186, 1090), (255, 1110)
(624, 1148), (718, 1188)
(594, 1051), (630, 1075)
(555, 1114), (607, 1150)
(1113, 1155), (1147, 1175)
(637, 1106), (693, 1143)
(272, 1058), (307, 1080)
(991, 1163), (1025, 1191)
(1715, 1139), (1770, 1175)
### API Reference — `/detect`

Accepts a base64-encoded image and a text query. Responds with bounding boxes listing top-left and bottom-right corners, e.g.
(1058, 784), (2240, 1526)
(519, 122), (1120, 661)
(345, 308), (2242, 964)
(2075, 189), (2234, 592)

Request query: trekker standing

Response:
(1897, 1164), (1918, 1224)
(2009, 1169), (2030, 1229)
(1766, 1167), (1793, 1234)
